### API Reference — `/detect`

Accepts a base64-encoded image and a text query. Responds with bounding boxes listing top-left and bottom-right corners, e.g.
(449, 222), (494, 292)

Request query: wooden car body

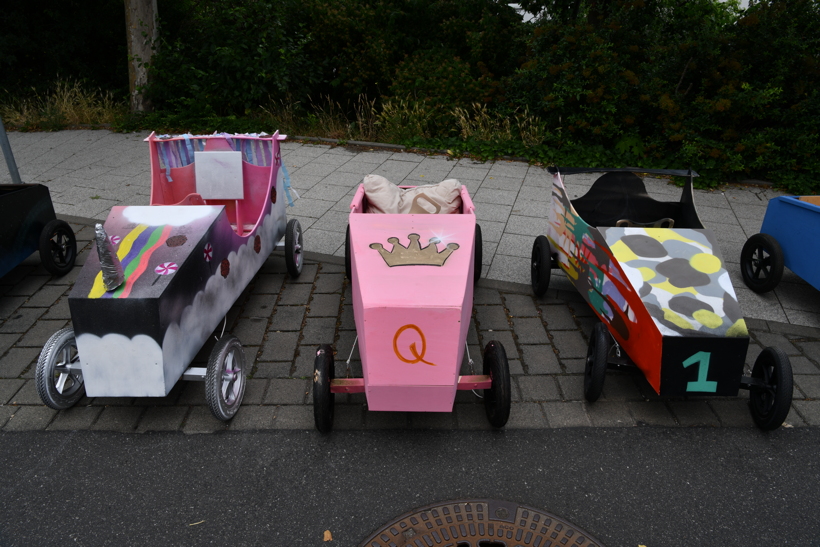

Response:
(546, 168), (749, 395)
(0, 184), (57, 279)
(68, 132), (287, 397)
(759, 196), (820, 290)
(348, 184), (477, 411)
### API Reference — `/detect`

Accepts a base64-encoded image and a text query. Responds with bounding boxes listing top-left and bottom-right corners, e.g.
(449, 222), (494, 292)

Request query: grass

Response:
(0, 81), (127, 131)
(1, 81), (550, 164)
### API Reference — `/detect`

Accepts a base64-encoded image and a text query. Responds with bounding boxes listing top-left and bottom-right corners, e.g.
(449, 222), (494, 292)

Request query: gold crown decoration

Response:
(370, 233), (459, 267)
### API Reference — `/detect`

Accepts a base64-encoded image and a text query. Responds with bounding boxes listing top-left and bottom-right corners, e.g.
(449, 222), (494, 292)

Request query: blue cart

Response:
(741, 196), (820, 293)
(0, 118), (76, 279)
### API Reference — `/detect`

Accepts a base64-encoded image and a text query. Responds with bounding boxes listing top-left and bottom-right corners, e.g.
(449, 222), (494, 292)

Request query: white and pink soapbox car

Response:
(35, 132), (304, 421)
(312, 182), (512, 432)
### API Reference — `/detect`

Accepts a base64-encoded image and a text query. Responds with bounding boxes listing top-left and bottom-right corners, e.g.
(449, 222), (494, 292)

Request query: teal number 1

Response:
(682, 351), (718, 392)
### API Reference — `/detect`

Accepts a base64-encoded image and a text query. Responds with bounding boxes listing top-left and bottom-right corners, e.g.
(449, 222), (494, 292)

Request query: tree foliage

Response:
(504, 0), (820, 188)
(2, 0), (819, 191)
(0, 0), (127, 97)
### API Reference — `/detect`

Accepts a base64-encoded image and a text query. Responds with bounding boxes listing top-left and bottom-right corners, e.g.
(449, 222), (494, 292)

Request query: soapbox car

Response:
(530, 167), (793, 430)
(0, 184), (77, 279)
(312, 181), (511, 432)
(1, 119), (76, 279)
(35, 132), (304, 421)
(741, 195), (820, 294)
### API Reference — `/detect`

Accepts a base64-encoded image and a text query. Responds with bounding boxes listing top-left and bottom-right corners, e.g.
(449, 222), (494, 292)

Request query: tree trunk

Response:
(125, 0), (158, 113)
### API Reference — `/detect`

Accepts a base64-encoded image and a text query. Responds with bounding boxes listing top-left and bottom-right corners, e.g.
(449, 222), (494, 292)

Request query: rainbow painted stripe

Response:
(88, 224), (174, 298)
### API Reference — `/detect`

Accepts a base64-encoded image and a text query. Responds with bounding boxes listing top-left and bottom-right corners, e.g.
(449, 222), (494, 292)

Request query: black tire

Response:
(740, 233), (784, 293)
(531, 235), (552, 297)
(205, 334), (247, 421)
(313, 344), (335, 433)
(344, 224), (352, 281)
(35, 327), (84, 410)
(39, 219), (76, 276)
(285, 218), (304, 278)
(749, 346), (793, 431)
(483, 341), (511, 428)
(474, 223), (483, 285)
(584, 322), (609, 403)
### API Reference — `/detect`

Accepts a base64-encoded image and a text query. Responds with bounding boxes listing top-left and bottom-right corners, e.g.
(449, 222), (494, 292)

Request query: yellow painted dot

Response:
(638, 266), (657, 282)
(690, 253), (722, 274)
(651, 279), (699, 296)
(663, 308), (694, 330)
(693, 309), (723, 329)
(726, 318), (749, 337)
(610, 239), (639, 262)
(646, 228), (698, 245)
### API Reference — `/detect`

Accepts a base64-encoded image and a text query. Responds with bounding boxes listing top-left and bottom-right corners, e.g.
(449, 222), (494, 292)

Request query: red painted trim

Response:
(330, 378), (365, 393)
(457, 375), (492, 390)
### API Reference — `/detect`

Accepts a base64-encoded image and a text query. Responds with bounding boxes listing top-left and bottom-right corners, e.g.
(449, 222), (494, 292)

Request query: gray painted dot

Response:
(656, 258), (711, 288)
(669, 295), (714, 316)
(621, 235), (668, 258)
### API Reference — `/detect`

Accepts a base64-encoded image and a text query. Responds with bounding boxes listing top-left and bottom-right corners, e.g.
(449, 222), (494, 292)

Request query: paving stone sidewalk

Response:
(1, 218), (818, 433)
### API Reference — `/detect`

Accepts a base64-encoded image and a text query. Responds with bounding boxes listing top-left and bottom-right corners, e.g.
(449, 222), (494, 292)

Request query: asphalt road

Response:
(1, 428), (818, 546)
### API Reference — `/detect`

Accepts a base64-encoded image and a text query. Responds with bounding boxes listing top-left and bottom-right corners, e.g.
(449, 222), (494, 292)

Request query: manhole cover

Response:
(360, 499), (604, 547)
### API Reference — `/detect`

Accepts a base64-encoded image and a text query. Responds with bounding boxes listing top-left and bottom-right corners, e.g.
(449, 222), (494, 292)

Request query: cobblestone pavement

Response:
(1, 218), (819, 432)
(3, 130), (819, 328)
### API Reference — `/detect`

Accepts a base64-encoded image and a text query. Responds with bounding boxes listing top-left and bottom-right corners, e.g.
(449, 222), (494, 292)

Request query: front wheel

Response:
(313, 345), (335, 433)
(749, 346), (793, 431)
(483, 341), (511, 428)
(39, 219), (76, 276)
(531, 235), (551, 297)
(205, 334), (247, 421)
(584, 323), (609, 403)
(740, 233), (784, 293)
(36, 328), (85, 410)
(285, 218), (304, 278)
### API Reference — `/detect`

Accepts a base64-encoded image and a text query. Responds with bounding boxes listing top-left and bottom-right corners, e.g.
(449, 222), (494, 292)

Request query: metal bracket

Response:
(183, 367), (207, 382)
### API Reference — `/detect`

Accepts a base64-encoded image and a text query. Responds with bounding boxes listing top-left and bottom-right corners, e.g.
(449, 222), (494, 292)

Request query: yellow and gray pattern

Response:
(603, 227), (748, 338)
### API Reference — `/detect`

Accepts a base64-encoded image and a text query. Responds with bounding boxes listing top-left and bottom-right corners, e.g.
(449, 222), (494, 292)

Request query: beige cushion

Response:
(362, 175), (401, 214)
(363, 175), (462, 214)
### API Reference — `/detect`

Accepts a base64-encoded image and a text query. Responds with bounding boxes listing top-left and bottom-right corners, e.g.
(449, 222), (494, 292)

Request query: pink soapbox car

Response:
(35, 132), (304, 421)
(311, 182), (512, 432)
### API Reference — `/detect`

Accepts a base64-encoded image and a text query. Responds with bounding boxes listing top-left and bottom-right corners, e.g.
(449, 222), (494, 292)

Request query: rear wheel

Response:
(740, 233), (784, 293)
(584, 323), (609, 403)
(36, 328), (84, 410)
(205, 335), (246, 421)
(313, 345), (335, 433)
(531, 235), (551, 297)
(749, 346), (793, 431)
(344, 224), (352, 281)
(39, 219), (76, 276)
(285, 218), (303, 278)
(483, 341), (511, 428)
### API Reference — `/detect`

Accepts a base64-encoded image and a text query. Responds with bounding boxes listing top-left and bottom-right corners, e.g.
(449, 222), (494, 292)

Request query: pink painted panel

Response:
(366, 385), (456, 413)
(349, 213), (474, 309)
(348, 184), (477, 412)
(362, 306), (461, 385)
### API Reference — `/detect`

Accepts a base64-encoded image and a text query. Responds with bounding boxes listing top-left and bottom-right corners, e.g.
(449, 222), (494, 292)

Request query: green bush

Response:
(387, 50), (486, 132)
(300, 0), (526, 105)
(145, 0), (318, 117)
(0, 0), (127, 98)
(504, 0), (820, 190)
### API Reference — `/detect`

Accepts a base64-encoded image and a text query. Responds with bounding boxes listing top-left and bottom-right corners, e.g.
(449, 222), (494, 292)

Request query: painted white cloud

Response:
(161, 212), (279, 389)
(76, 333), (166, 397)
(123, 205), (221, 226)
(73, 211), (281, 398)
